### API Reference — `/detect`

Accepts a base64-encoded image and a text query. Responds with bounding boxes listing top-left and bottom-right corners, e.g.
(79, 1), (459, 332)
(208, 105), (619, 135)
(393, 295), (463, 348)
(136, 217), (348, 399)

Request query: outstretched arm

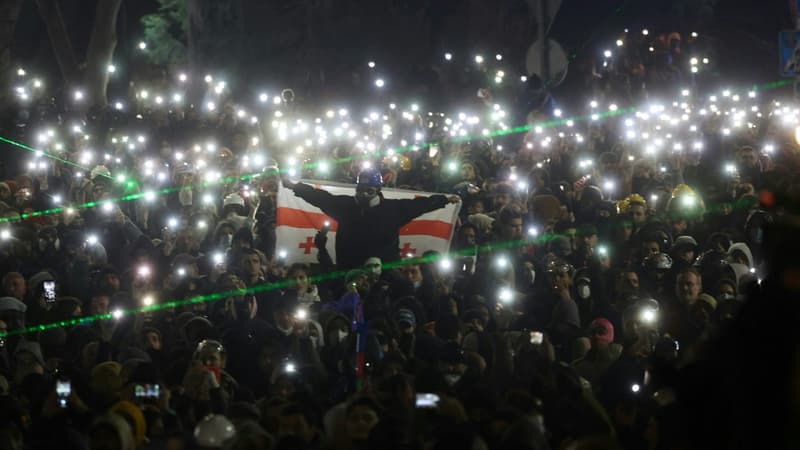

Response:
(284, 178), (346, 220)
(393, 194), (460, 224)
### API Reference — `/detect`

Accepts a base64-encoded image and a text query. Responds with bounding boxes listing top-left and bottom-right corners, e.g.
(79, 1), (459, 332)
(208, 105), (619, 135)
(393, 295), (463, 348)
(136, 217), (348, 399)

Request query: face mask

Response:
(444, 374), (461, 386)
(220, 234), (232, 247)
(337, 329), (349, 343)
(277, 325), (293, 336)
(578, 284), (591, 300)
(309, 335), (319, 349)
(413, 280), (422, 289)
(356, 194), (380, 208)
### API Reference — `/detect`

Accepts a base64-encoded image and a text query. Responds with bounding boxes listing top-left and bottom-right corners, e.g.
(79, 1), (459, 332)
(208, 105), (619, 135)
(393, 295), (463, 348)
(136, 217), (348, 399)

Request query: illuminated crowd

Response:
(0, 29), (795, 450)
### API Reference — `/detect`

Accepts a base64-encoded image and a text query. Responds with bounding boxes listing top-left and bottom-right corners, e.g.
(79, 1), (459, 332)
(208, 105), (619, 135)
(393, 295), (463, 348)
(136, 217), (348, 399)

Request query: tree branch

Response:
(35, 0), (80, 85)
(84, 0), (123, 108)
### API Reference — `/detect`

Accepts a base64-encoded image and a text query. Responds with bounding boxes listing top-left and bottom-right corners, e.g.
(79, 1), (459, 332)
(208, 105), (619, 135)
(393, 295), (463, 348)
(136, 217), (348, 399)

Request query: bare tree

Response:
(36, 0), (123, 109)
(0, 0), (25, 116)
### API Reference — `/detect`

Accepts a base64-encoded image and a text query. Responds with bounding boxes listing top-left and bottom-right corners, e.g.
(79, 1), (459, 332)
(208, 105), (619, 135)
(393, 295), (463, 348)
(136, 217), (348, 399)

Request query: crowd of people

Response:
(1, 39), (799, 449)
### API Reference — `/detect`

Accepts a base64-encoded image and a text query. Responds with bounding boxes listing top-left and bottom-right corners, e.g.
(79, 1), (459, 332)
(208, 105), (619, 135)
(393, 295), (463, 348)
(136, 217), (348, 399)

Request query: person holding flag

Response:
(282, 168), (460, 270)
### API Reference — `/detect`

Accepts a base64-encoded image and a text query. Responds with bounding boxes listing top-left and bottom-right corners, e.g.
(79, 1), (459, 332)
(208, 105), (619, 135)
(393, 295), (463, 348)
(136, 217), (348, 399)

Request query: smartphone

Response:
(529, 331), (544, 345)
(56, 379), (71, 408)
(415, 393), (440, 408)
(135, 383), (160, 399)
(429, 144), (439, 158)
(43, 280), (56, 303)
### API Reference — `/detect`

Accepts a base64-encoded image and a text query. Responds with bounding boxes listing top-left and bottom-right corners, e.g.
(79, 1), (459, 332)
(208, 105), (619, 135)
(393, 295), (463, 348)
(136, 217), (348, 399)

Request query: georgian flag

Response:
(276, 180), (461, 264)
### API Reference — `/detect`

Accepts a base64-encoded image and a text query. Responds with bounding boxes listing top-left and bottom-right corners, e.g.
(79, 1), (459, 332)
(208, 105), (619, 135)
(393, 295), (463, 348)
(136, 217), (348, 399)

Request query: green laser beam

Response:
(0, 79), (791, 223)
(0, 135), (113, 180)
(0, 232), (547, 338)
(0, 183), (762, 339)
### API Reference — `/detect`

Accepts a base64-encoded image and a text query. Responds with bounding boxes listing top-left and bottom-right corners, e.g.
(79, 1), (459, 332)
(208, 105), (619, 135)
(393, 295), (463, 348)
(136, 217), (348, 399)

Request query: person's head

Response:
(617, 270), (640, 296)
(287, 263), (310, 293)
(2, 272), (25, 300)
(641, 238), (661, 259)
(493, 184), (515, 211)
(497, 205), (524, 240)
(672, 236), (699, 264)
(676, 268), (702, 304)
(277, 403), (318, 444)
(736, 146), (759, 170)
(141, 327), (162, 352)
(628, 203), (647, 227)
(400, 264), (423, 287)
(461, 162), (478, 181)
(355, 168), (383, 208)
(239, 249), (262, 280)
(457, 224), (478, 249)
(272, 298), (297, 334)
(546, 261), (574, 295)
(345, 398), (381, 442)
(89, 292), (111, 316)
(395, 308), (416, 334)
(194, 339), (226, 370)
(363, 257), (382, 279)
(589, 318), (614, 348)
(576, 225), (598, 253)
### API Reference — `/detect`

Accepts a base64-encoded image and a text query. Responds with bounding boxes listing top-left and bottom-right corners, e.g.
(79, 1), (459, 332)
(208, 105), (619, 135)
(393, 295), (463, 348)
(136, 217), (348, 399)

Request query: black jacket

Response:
(291, 183), (449, 269)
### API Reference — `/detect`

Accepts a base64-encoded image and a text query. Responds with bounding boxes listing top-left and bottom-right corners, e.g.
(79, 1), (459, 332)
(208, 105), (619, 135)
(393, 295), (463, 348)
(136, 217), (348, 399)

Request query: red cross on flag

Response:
(276, 180), (461, 264)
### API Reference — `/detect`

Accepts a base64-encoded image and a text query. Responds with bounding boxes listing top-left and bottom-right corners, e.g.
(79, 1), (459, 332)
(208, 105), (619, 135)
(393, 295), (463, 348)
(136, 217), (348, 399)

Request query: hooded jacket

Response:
(728, 242), (754, 268)
(291, 182), (449, 269)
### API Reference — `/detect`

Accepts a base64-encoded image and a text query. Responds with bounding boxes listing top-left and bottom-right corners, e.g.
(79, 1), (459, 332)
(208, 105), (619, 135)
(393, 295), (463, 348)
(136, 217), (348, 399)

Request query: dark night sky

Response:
(11, 0), (794, 94)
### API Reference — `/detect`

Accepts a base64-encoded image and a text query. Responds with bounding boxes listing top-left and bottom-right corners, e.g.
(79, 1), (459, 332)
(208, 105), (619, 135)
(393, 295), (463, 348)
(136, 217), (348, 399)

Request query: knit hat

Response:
(395, 308), (416, 328)
(90, 361), (123, 396)
(110, 400), (147, 448)
(14, 341), (45, 367)
(695, 293), (718, 311)
(589, 318), (614, 346)
(0, 296), (26, 313)
(28, 271), (55, 291)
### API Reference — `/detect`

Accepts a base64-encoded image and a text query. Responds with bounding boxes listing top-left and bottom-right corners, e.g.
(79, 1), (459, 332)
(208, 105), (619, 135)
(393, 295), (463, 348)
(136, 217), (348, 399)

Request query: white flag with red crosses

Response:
(276, 180), (461, 264)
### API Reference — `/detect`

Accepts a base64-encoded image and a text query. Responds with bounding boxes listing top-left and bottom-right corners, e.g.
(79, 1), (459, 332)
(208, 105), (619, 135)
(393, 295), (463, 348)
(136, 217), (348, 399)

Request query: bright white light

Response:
(144, 191), (156, 202)
(496, 256), (508, 269)
(86, 234), (98, 245)
(259, 93), (268, 102)
(285, 362), (296, 373)
(178, 73), (188, 82)
(142, 295), (154, 306)
(642, 29), (649, 35)
(114, 102), (123, 110)
(138, 41), (147, 50)
(631, 383), (641, 393)
(101, 202), (114, 213)
(495, 54), (503, 61)
(74, 90), (84, 101)
(167, 217), (178, 228)
(368, 61), (375, 68)
(554, 108), (562, 117)
(498, 287), (513, 304)
(375, 78), (385, 88)
(295, 308), (308, 320)
(107, 64), (116, 73)
(197, 220), (207, 229)
(444, 53), (452, 60)
(528, 227), (538, 237)
(16, 68), (25, 76)
(278, 249), (288, 259)
(641, 309), (656, 323)
(616, 39), (624, 47)
(213, 253), (224, 264)
(603, 50), (612, 58)
(474, 55), (484, 64)
(138, 265), (151, 277)
(112, 309), (124, 320)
